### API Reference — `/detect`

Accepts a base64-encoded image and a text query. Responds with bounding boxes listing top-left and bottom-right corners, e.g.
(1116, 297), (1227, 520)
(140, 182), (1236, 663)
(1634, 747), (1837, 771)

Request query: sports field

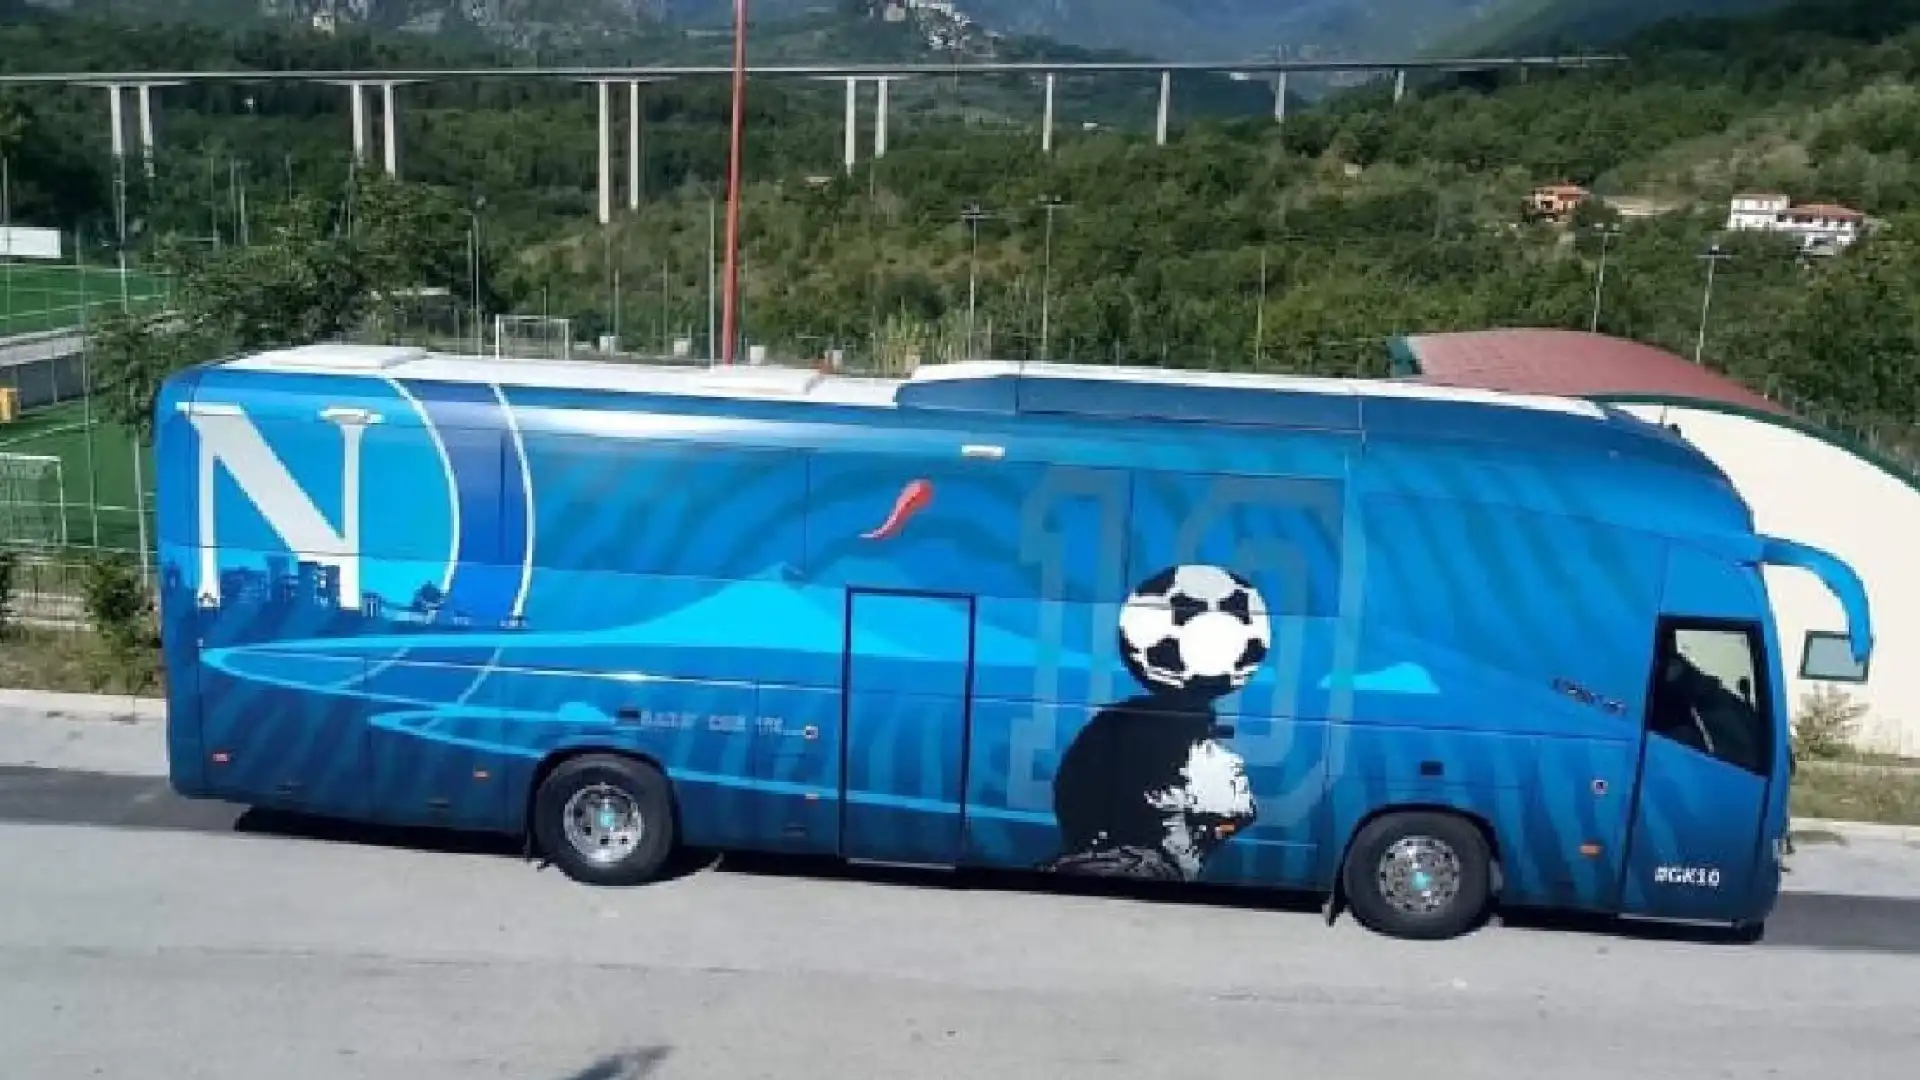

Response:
(0, 399), (153, 553)
(0, 262), (169, 337)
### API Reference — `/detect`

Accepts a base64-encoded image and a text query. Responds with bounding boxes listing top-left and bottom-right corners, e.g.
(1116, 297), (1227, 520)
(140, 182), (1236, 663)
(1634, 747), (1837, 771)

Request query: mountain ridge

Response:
(9, 0), (1571, 60)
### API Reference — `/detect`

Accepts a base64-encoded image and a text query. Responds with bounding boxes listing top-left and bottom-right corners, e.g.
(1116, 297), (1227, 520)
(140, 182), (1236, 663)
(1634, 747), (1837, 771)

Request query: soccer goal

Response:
(0, 452), (68, 547)
(493, 314), (573, 361)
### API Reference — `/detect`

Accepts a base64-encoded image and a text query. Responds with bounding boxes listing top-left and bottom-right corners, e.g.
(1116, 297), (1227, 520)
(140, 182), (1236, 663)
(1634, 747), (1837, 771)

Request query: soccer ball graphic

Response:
(1118, 564), (1273, 698)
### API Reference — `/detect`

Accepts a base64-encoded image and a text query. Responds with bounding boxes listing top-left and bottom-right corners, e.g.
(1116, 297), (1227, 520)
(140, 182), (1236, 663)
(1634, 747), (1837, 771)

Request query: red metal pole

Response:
(719, 0), (749, 365)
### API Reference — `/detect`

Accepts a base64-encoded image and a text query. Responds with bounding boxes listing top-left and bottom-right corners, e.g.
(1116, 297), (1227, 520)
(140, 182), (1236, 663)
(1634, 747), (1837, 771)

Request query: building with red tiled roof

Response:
(1526, 184), (1590, 222)
(1388, 328), (1785, 414)
(1386, 327), (1920, 756)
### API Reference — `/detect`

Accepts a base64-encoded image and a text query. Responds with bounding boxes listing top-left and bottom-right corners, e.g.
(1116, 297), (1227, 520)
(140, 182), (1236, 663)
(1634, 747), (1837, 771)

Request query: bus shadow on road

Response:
(13, 767), (1914, 954)
(223, 804), (1920, 954)
(229, 805), (1327, 914)
(704, 846), (1332, 916)
(1496, 893), (1920, 954)
(231, 807), (527, 859)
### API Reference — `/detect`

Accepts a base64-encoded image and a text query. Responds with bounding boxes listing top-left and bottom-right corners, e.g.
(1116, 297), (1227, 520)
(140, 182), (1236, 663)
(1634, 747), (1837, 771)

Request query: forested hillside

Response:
(1437, 0), (1790, 51)
(2, 0), (1919, 444)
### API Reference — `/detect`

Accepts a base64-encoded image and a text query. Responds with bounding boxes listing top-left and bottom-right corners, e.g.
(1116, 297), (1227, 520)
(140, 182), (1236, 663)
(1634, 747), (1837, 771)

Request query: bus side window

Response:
(1647, 624), (1773, 777)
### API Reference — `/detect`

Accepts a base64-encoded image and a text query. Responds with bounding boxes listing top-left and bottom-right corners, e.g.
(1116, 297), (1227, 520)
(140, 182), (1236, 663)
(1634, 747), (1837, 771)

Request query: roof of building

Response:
(1784, 203), (1863, 220)
(1388, 328), (1790, 416)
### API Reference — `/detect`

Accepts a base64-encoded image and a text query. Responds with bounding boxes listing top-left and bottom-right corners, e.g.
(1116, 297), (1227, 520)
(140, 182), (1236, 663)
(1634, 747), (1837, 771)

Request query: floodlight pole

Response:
(719, 0), (749, 365)
(1589, 222), (1620, 334)
(1038, 195), (1070, 361)
(1694, 243), (1731, 365)
(961, 203), (992, 359)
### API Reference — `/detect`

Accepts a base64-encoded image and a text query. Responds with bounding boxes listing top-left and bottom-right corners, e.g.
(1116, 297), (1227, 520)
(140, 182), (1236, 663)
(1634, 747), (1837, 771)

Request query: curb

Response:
(0, 687), (166, 724)
(2, 688), (1919, 842)
(1791, 817), (1920, 844)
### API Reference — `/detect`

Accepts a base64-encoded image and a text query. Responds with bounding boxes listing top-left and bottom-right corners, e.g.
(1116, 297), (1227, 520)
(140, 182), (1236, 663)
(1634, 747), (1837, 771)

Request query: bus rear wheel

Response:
(532, 754), (677, 887)
(1341, 811), (1492, 941)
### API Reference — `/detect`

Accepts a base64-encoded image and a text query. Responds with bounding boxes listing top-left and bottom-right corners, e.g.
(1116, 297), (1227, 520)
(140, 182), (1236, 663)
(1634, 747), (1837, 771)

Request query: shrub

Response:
(78, 553), (159, 694)
(0, 549), (16, 636)
(1793, 684), (1869, 761)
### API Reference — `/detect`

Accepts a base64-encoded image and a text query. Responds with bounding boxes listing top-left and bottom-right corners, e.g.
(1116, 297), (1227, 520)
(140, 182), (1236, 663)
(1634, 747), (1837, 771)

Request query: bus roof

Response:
(218, 344), (1611, 424)
(208, 342), (1723, 462)
(185, 343), (1753, 541)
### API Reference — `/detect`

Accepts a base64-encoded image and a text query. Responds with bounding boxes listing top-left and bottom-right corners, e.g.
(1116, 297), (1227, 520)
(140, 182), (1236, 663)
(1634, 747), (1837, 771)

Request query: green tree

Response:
(87, 174), (475, 440)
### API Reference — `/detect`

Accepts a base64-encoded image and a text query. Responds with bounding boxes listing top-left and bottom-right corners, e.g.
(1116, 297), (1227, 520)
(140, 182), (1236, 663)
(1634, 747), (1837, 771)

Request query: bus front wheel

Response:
(532, 754), (677, 886)
(1341, 811), (1493, 941)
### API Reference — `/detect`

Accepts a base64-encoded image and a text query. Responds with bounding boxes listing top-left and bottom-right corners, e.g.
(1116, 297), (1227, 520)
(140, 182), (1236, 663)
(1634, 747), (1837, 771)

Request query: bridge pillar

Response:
(874, 77), (891, 159)
(1042, 72), (1055, 153)
(1156, 70), (1171, 146)
(136, 84), (157, 178)
(325, 79), (402, 174)
(1273, 71), (1288, 124)
(629, 80), (643, 210)
(105, 83), (125, 161)
(380, 81), (399, 176)
(595, 80), (611, 224)
(348, 82), (367, 165)
(843, 77), (859, 174)
(1393, 68), (1407, 103)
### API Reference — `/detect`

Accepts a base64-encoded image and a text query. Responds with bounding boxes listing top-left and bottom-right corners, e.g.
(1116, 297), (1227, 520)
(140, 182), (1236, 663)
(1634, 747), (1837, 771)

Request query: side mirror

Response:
(1799, 630), (1870, 684)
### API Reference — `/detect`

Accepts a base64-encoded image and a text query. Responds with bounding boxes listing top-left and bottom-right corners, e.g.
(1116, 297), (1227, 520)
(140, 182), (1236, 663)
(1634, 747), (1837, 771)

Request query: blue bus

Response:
(153, 345), (1873, 941)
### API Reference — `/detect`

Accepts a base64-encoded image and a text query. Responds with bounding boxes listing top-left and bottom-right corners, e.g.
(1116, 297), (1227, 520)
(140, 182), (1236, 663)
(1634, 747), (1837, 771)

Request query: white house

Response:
(1727, 194), (1866, 252)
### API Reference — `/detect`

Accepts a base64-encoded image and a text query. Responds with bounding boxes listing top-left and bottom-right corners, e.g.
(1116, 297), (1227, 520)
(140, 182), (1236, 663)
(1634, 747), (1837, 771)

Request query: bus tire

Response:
(531, 754), (677, 887)
(1341, 811), (1492, 942)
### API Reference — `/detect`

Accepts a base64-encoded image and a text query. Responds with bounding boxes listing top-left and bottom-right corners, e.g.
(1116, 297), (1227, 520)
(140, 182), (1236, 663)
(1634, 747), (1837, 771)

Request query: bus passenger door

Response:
(841, 589), (975, 867)
(1620, 616), (1774, 923)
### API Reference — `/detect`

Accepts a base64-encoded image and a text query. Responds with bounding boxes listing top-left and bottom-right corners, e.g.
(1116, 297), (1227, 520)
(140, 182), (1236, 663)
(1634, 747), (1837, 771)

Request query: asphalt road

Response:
(2, 766), (1920, 1079)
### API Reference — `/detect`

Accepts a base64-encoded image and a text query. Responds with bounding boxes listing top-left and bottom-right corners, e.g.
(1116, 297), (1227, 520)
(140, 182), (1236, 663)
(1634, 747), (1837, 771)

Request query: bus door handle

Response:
(802, 725), (819, 740)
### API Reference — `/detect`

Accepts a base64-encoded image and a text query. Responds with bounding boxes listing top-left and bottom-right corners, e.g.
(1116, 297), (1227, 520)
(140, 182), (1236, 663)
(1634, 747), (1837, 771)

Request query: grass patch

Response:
(0, 263), (167, 337)
(1789, 827), (1847, 847)
(0, 399), (153, 552)
(1791, 760), (1920, 828)
(0, 625), (162, 696)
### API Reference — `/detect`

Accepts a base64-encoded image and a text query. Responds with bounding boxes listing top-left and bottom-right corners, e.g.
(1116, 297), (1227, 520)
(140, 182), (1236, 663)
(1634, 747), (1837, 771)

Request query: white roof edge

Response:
(212, 346), (1604, 420)
(906, 359), (1605, 418)
(233, 343), (429, 371)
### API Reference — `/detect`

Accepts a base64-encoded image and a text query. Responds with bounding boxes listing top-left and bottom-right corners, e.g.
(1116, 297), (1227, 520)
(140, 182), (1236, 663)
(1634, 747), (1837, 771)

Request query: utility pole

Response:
(1694, 242), (1731, 365)
(1037, 195), (1070, 361)
(1254, 248), (1267, 364)
(2, 156), (12, 333)
(1589, 221), (1621, 334)
(707, 192), (718, 363)
(719, 0), (750, 365)
(961, 202), (993, 359)
(469, 195), (485, 355)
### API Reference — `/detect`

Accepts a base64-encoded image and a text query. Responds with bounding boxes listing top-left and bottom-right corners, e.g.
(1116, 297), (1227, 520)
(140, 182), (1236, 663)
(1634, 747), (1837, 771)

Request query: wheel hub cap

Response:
(561, 784), (644, 866)
(1377, 835), (1463, 916)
